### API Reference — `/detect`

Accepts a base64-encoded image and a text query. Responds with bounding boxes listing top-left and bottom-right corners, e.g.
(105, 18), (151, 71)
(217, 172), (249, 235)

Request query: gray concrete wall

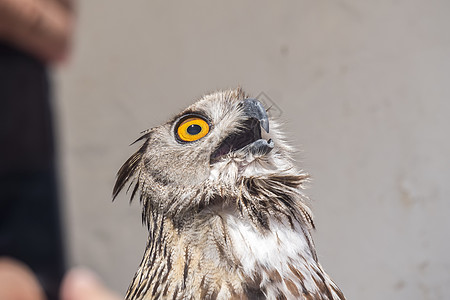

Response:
(56, 1), (450, 299)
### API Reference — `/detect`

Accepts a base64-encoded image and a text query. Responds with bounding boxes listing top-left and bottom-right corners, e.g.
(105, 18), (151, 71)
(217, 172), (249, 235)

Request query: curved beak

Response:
(242, 98), (269, 133)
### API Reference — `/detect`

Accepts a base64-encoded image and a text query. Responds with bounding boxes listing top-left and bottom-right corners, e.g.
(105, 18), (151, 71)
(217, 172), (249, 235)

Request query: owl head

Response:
(113, 88), (311, 230)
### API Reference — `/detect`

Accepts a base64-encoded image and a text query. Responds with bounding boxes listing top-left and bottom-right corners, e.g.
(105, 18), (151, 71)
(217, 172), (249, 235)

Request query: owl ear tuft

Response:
(113, 132), (151, 200)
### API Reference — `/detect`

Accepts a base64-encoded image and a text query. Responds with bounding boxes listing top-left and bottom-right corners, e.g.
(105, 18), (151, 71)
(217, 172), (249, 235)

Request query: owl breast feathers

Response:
(113, 88), (345, 300)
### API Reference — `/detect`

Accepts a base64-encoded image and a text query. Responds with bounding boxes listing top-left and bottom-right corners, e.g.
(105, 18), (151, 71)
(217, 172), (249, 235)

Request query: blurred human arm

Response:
(0, 0), (75, 63)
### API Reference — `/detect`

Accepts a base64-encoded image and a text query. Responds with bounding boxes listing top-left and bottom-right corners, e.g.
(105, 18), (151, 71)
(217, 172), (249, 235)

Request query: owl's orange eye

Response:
(176, 117), (210, 142)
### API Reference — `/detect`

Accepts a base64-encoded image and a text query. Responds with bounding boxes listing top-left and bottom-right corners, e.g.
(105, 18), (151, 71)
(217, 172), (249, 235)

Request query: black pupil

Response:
(187, 124), (202, 135)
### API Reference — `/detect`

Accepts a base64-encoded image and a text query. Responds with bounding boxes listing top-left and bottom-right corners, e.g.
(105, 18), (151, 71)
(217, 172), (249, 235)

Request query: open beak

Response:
(210, 98), (274, 162)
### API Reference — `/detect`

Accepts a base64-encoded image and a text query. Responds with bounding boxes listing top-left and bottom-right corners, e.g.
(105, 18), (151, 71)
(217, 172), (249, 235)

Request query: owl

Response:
(113, 88), (345, 300)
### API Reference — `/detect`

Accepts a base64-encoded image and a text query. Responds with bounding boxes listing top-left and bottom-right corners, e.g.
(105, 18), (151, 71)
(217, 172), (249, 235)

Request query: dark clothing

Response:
(0, 42), (55, 173)
(0, 41), (65, 300)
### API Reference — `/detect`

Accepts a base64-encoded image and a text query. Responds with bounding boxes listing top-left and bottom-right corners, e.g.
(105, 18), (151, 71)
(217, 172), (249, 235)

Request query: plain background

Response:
(55, 1), (450, 299)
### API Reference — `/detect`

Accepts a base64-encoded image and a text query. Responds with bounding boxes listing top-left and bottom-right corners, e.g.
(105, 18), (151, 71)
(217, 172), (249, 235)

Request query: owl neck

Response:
(125, 207), (343, 300)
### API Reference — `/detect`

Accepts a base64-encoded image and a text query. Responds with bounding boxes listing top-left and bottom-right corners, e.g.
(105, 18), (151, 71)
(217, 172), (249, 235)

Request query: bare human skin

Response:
(0, 0), (74, 62)
(60, 268), (122, 300)
(0, 257), (122, 300)
(0, 257), (46, 300)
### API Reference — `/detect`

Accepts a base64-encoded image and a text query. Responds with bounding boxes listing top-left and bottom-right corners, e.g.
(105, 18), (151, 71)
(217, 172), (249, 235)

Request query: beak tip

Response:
(260, 119), (270, 133)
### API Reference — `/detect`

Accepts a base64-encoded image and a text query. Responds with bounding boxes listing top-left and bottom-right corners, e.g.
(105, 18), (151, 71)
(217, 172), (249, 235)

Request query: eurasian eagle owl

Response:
(113, 88), (345, 300)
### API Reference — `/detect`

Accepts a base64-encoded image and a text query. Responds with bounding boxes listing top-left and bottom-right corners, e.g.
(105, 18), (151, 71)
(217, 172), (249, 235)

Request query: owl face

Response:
(114, 89), (294, 219)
